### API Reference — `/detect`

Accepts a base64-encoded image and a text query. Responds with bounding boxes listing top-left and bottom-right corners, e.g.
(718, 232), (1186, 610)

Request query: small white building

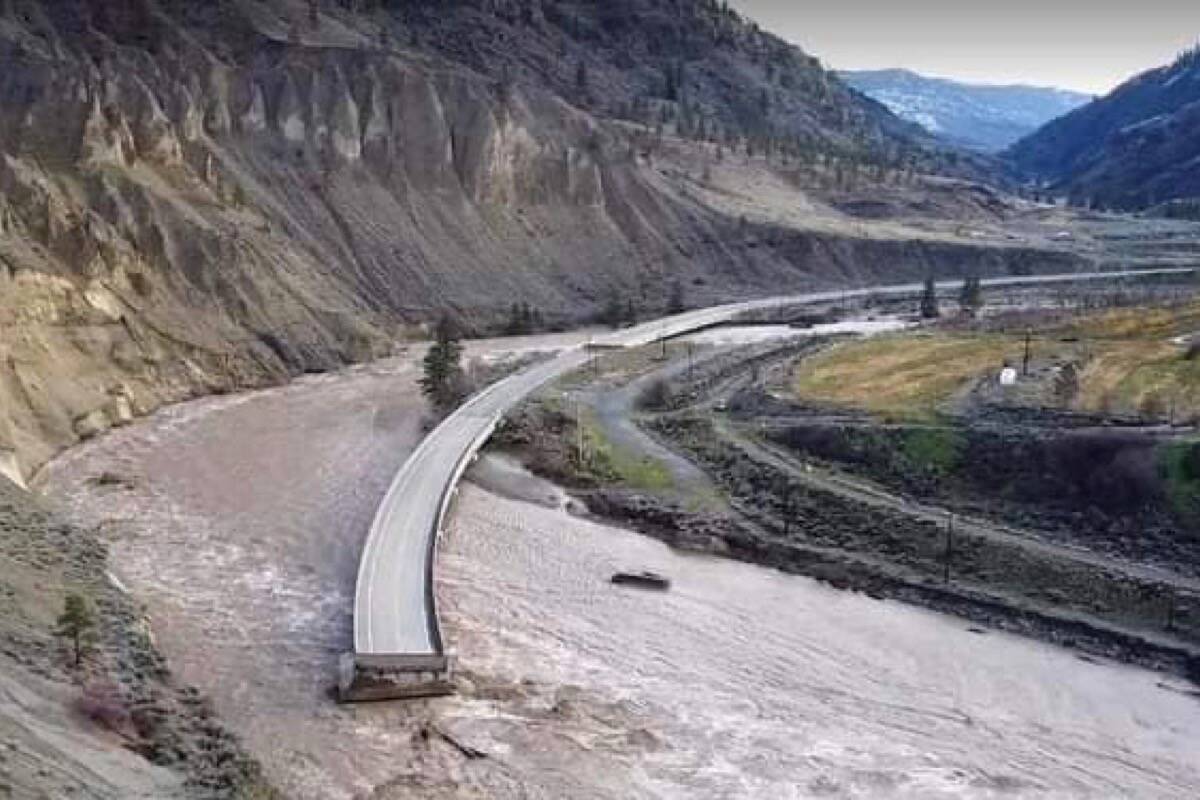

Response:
(999, 367), (1018, 387)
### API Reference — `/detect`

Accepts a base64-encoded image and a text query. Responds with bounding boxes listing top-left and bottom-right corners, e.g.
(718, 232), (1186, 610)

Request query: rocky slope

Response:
(0, 476), (276, 798)
(842, 69), (1089, 151)
(1009, 48), (1200, 210)
(0, 0), (1096, 483)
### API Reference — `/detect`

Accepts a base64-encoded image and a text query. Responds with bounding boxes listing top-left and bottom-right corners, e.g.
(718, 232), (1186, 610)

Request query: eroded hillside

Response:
(0, 0), (1143, 482)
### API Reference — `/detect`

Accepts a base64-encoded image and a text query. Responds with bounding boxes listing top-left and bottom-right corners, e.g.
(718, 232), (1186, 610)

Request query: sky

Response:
(726, 1), (1200, 95)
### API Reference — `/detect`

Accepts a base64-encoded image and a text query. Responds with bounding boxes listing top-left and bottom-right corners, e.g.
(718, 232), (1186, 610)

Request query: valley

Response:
(2, 1), (1200, 797)
(34, 306), (1200, 797)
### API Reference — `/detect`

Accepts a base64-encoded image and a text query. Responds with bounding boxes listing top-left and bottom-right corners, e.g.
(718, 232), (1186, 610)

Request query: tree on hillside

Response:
(668, 279), (686, 314)
(624, 298), (639, 326)
(56, 593), (97, 668)
(920, 275), (939, 319)
(959, 276), (984, 316)
(602, 287), (624, 328)
(505, 302), (541, 336)
(420, 314), (466, 411)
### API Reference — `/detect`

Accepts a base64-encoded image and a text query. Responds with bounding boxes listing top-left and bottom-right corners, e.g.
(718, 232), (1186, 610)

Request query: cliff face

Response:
(0, 0), (1085, 480)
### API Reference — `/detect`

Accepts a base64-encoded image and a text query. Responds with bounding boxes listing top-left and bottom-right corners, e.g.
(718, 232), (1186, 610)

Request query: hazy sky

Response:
(727, 1), (1200, 95)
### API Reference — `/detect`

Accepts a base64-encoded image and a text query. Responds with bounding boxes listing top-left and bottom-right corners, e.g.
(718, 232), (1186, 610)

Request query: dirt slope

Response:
(0, 0), (1095, 480)
(0, 476), (276, 798)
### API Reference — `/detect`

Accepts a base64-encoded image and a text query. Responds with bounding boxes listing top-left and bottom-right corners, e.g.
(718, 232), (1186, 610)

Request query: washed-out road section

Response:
(347, 268), (1196, 699)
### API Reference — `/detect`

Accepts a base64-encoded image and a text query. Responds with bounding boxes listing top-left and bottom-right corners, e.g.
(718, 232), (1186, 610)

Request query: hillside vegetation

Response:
(1009, 48), (1200, 210)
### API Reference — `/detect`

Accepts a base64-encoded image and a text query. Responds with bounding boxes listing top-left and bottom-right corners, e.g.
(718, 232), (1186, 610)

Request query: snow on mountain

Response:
(840, 69), (1090, 152)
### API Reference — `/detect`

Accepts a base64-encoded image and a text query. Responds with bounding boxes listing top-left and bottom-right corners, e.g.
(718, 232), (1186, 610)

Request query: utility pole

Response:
(1022, 328), (1032, 377)
(687, 342), (695, 380)
(575, 396), (585, 468)
(780, 479), (793, 535)
(943, 512), (954, 584)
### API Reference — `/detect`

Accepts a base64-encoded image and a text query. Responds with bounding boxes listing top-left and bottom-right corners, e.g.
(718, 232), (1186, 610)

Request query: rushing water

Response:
(37, 342), (1200, 799)
(441, 483), (1200, 799)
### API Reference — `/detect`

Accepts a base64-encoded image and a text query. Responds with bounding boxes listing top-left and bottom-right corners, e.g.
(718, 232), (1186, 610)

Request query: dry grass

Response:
(1067, 299), (1200, 341)
(1065, 299), (1200, 418)
(795, 298), (1200, 420)
(1078, 341), (1200, 419)
(794, 333), (1022, 419)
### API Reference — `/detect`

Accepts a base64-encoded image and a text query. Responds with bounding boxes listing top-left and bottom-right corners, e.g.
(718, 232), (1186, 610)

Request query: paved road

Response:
(353, 268), (1196, 658)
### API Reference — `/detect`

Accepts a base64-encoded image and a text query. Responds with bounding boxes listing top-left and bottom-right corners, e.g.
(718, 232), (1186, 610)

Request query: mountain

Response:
(0, 0), (1081, 485)
(1008, 49), (1200, 210)
(841, 69), (1090, 152)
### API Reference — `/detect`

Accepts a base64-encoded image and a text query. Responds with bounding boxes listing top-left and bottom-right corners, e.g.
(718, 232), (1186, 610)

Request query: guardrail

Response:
(426, 413), (501, 652)
(344, 267), (1198, 701)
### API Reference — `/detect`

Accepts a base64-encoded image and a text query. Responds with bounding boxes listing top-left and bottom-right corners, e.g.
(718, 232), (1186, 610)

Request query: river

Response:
(36, 339), (1200, 798)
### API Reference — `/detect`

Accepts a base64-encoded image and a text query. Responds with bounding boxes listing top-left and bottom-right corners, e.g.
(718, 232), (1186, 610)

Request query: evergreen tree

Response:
(959, 276), (984, 315)
(668, 279), (686, 314)
(56, 593), (96, 668)
(420, 314), (466, 410)
(505, 302), (524, 336)
(575, 60), (589, 95)
(920, 275), (939, 319)
(602, 287), (624, 328)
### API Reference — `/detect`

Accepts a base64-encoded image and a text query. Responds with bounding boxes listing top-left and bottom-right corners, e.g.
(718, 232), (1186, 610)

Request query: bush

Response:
(1184, 443), (1200, 482)
(1139, 392), (1168, 421)
(637, 379), (673, 411)
(1185, 339), (1199, 361)
(901, 428), (963, 476)
(1046, 433), (1163, 513)
(76, 680), (132, 734)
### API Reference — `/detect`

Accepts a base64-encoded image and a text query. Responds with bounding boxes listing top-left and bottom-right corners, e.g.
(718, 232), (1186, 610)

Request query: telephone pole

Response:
(943, 512), (954, 584)
(1022, 328), (1032, 377)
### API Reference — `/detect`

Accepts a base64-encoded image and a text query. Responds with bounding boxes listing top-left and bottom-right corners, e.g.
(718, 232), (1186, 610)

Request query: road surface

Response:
(353, 268), (1197, 659)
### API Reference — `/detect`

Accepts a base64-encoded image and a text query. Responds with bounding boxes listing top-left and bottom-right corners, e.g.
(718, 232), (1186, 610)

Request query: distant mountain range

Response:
(1008, 49), (1200, 212)
(840, 69), (1090, 152)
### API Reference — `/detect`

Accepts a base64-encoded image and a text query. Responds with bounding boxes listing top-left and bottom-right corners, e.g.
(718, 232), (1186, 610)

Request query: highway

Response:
(352, 268), (1196, 663)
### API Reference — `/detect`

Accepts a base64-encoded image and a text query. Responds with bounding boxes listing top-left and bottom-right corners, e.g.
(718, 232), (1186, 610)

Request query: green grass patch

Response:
(579, 413), (674, 492)
(1162, 440), (1200, 524)
(901, 427), (965, 476)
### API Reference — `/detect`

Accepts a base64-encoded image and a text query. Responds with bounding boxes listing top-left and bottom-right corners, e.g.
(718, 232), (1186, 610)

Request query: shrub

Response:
(638, 379), (673, 411)
(901, 428), (963, 476)
(1184, 443), (1200, 482)
(1139, 392), (1168, 421)
(76, 680), (131, 734)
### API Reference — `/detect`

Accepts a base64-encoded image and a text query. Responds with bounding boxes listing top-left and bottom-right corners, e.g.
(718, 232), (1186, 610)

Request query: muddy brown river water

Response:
(36, 338), (1200, 798)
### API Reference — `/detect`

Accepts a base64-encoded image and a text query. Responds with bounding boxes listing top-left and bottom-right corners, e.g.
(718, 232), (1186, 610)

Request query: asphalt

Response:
(352, 268), (1197, 658)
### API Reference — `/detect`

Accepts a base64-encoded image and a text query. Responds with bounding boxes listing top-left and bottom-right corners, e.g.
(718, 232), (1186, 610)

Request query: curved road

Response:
(353, 268), (1196, 662)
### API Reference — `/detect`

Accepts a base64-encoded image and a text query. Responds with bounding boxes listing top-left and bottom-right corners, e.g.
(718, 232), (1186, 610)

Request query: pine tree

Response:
(668, 279), (686, 314)
(505, 302), (524, 336)
(960, 276), (984, 316)
(56, 594), (96, 668)
(420, 315), (465, 411)
(603, 287), (623, 328)
(575, 60), (589, 95)
(920, 275), (939, 319)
